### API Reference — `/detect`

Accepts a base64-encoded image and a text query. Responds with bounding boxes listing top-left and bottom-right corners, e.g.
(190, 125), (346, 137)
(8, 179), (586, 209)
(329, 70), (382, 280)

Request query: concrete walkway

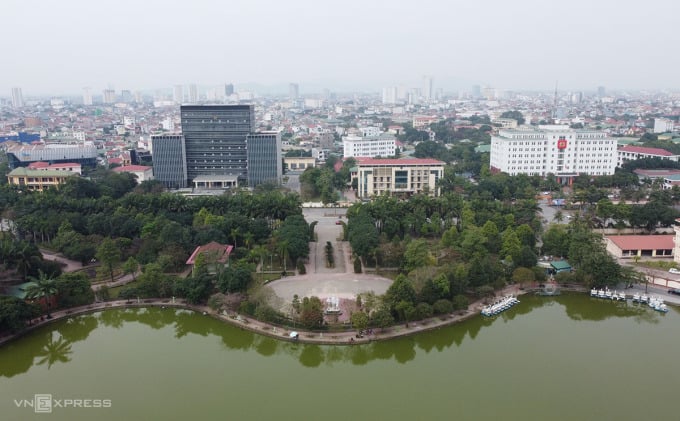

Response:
(0, 285), (524, 347)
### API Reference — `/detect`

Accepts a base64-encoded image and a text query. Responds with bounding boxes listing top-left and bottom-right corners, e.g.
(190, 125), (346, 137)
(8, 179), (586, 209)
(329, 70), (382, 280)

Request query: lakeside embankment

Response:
(8, 284), (677, 348)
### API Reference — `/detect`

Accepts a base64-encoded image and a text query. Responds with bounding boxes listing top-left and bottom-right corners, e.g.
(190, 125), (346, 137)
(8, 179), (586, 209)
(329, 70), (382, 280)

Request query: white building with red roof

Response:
(27, 161), (82, 175)
(112, 165), (154, 182)
(617, 145), (679, 167)
(186, 241), (233, 275)
(605, 235), (674, 259)
(354, 158), (445, 198)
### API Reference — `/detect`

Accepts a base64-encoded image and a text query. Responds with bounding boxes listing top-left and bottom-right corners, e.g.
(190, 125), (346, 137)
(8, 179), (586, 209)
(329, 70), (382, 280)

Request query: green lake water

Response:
(1, 293), (678, 420)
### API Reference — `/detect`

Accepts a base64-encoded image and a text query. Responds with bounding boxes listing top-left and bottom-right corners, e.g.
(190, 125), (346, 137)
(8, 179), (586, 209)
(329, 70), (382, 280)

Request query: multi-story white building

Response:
(11, 87), (24, 108)
(490, 125), (618, 183)
(653, 118), (675, 134)
(617, 145), (679, 167)
(343, 134), (396, 158)
(354, 158), (444, 198)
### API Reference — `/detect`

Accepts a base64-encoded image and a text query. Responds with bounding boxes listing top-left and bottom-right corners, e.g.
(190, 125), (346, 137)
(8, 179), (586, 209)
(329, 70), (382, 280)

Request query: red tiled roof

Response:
(606, 235), (674, 250)
(113, 165), (151, 172)
(619, 145), (674, 156)
(356, 158), (444, 166)
(186, 242), (233, 265)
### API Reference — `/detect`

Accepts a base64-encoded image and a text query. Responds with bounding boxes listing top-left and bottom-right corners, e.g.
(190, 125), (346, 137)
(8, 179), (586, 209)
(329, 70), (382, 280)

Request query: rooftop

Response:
(618, 145), (675, 156)
(186, 242), (234, 265)
(356, 158), (445, 166)
(606, 235), (674, 250)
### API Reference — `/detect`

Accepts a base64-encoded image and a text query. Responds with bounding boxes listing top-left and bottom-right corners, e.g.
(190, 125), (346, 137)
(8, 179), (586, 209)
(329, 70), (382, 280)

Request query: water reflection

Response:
(0, 294), (672, 377)
(36, 332), (72, 369)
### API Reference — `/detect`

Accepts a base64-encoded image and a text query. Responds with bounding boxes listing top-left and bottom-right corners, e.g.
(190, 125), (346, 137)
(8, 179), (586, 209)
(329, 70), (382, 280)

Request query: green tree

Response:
(26, 270), (58, 319)
(350, 311), (369, 333)
(300, 296), (324, 329)
(0, 296), (39, 333)
(371, 307), (394, 331)
(122, 257), (138, 281)
(96, 237), (121, 283)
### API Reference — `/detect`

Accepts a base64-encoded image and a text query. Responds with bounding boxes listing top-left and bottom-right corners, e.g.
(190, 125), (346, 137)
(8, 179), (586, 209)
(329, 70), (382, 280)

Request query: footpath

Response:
(0, 285), (525, 347)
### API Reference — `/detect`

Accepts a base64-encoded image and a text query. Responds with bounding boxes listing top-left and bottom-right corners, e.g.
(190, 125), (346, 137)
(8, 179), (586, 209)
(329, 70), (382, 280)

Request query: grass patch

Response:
(108, 279), (141, 299)
(635, 260), (676, 270)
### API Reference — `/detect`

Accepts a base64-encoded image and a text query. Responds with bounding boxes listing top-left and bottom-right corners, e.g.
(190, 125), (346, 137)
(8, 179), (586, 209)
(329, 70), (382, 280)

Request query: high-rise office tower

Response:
(224, 83), (234, 97)
(246, 132), (282, 187)
(83, 87), (93, 105)
(472, 85), (482, 98)
(289, 83), (299, 100)
(188, 84), (198, 103)
(597, 86), (606, 97)
(151, 134), (187, 189)
(11, 87), (24, 108)
(173, 85), (184, 104)
(180, 105), (254, 184)
(422, 76), (433, 101)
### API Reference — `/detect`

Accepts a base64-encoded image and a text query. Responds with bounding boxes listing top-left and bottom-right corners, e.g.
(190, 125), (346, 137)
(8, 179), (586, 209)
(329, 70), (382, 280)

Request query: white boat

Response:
(590, 289), (598, 297)
(632, 294), (640, 302)
(481, 295), (520, 317)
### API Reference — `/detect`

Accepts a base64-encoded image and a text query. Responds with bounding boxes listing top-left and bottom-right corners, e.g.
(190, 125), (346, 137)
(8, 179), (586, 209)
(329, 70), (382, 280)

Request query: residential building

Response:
(151, 134), (187, 189)
(11, 87), (24, 108)
(653, 118), (675, 134)
(246, 132), (282, 187)
(492, 118), (518, 129)
(173, 85), (184, 104)
(354, 158), (444, 198)
(490, 125), (618, 183)
(343, 134), (396, 158)
(180, 104), (254, 186)
(7, 167), (77, 191)
(188, 84), (198, 103)
(312, 148), (330, 162)
(83, 87), (93, 106)
(289, 83), (299, 100)
(422, 76), (433, 101)
(617, 145), (678, 167)
(103, 89), (116, 104)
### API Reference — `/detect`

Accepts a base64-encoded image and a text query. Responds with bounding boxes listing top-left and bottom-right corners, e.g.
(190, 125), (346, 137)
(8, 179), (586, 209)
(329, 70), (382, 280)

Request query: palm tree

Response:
(26, 270), (58, 319)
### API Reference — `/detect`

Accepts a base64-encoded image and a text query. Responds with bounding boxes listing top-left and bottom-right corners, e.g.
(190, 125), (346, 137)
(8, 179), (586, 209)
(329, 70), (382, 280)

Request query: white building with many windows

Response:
(354, 158), (444, 198)
(490, 125), (617, 183)
(343, 134), (396, 158)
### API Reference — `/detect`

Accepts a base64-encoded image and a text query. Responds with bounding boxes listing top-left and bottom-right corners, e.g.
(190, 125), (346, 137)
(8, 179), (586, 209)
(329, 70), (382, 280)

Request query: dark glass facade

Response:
(246, 133), (282, 187)
(151, 134), (187, 188)
(180, 105), (255, 183)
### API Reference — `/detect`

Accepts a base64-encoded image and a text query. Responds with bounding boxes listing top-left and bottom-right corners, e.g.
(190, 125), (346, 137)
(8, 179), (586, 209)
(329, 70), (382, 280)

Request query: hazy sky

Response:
(3, 0), (679, 95)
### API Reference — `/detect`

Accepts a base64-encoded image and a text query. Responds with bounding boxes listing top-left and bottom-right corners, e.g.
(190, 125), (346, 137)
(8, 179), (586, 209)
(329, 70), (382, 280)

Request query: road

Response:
(267, 207), (393, 303)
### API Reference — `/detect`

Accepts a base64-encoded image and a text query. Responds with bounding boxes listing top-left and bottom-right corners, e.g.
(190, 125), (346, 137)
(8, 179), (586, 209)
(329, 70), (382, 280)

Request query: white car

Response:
(669, 268), (680, 274)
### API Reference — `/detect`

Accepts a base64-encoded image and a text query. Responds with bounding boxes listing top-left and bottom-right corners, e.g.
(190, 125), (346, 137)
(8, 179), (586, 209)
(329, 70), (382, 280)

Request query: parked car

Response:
(335, 220), (343, 225)
(669, 268), (680, 274)
(669, 289), (680, 296)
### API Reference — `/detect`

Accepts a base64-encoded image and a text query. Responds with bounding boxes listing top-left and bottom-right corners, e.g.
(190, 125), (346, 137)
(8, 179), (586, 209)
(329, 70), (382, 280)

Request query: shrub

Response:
(297, 260), (306, 274)
(453, 294), (469, 310)
(433, 299), (453, 315)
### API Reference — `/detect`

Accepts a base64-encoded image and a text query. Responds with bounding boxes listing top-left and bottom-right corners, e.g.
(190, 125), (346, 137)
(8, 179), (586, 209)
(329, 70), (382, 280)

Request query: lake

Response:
(1, 293), (678, 420)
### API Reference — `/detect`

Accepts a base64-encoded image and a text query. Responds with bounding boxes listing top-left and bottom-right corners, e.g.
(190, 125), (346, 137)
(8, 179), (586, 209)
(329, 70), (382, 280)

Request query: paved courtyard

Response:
(267, 207), (394, 303)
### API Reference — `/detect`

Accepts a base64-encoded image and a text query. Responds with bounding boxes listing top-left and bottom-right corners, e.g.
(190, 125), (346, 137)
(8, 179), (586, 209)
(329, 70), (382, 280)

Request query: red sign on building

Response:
(557, 139), (568, 149)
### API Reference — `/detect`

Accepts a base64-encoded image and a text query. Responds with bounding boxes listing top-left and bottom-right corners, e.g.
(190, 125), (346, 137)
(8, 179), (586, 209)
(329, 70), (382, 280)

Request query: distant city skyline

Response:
(2, 0), (679, 95)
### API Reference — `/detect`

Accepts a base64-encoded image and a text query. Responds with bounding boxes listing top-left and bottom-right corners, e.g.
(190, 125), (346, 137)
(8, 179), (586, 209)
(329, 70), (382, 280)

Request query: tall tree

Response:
(26, 270), (58, 319)
(96, 237), (122, 283)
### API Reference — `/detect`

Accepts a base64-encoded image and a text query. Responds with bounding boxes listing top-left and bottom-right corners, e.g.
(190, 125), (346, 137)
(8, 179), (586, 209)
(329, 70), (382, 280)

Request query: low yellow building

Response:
(355, 158), (445, 198)
(7, 167), (76, 192)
